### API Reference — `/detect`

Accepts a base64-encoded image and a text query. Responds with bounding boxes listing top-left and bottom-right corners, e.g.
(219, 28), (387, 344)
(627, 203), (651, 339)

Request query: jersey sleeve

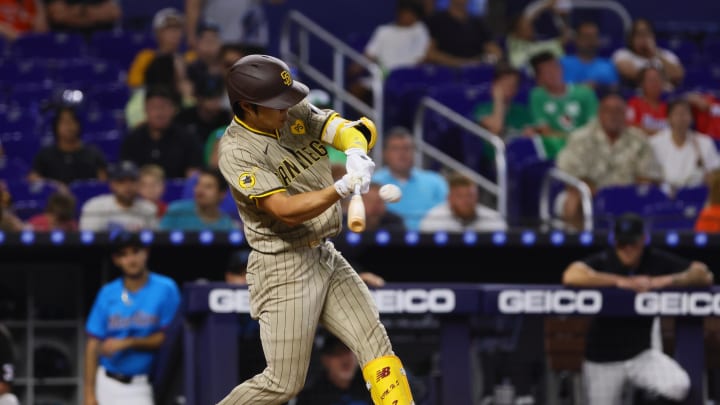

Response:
(289, 99), (337, 142)
(158, 280), (181, 329)
(85, 288), (108, 339)
(218, 142), (286, 200)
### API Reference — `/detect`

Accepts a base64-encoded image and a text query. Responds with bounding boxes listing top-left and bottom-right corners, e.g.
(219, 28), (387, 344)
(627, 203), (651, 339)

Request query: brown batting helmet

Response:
(226, 54), (309, 110)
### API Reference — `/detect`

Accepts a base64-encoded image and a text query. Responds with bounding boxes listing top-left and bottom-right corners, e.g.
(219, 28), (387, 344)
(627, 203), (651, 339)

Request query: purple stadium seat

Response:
(6, 180), (61, 220)
(84, 130), (122, 163)
(0, 132), (42, 164)
(88, 30), (153, 70)
(85, 84), (131, 110)
(69, 180), (110, 214)
(8, 84), (57, 112)
(11, 33), (87, 60)
(0, 110), (41, 135)
(163, 178), (188, 203)
(458, 64), (495, 85)
(676, 185), (709, 214)
(512, 158), (556, 226)
(0, 157), (30, 180)
(506, 136), (544, 168)
(0, 60), (51, 88)
(53, 60), (123, 88)
(593, 184), (670, 229)
(82, 109), (125, 133)
(384, 64), (457, 127)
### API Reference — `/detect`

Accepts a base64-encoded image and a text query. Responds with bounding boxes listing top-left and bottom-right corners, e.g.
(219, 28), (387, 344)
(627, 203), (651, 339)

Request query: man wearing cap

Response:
(562, 213), (713, 404)
(174, 74), (232, 144)
(79, 161), (158, 232)
(216, 54), (414, 405)
(83, 231), (181, 405)
(127, 7), (188, 89)
(45, 0), (120, 35)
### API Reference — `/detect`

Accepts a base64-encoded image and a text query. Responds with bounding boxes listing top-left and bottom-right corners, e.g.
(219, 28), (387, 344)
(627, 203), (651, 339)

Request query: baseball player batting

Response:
(215, 54), (414, 405)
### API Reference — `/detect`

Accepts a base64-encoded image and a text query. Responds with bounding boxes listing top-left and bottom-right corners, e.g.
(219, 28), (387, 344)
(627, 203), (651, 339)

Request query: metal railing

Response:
(279, 10), (385, 162)
(413, 97), (507, 219)
(539, 168), (594, 231)
(525, 0), (633, 34)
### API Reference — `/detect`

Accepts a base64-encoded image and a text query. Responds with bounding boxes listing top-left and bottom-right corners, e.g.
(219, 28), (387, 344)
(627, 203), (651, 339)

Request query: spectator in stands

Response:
(79, 161), (158, 231)
(612, 18), (684, 90)
(26, 191), (77, 231)
(695, 169), (720, 233)
(687, 90), (720, 140)
(560, 21), (619, 89)
(0, 0), (47, 41)
(557, 92), (662, 230)
(28, 106), (107, 185)
(127, 8), (189, 89)
(0, 183), (23, 232)
(419, 172), (506, 232)
(424, 0), (502, 67)
(295, 332), (371, 405)
(505, 0), (571, 72)
(626, 67), (668, 136)
(357, 182), (406, 232)
(651, 99), (720, 190)
(225, 249), (249, 285)
(121, 86), (203, 179)
(159, 167), (236, 231)
(84, 231), (181, 405)
(137, 164), (167, 218)
(372, 127), (448, 230)
(219, 43), (249, 71)
(348, 0), (430, 104)
(174, 74), (232, 145)
(529, 51), (598, 159)
(186, 21), (223, 91)
(562, 213), (711, 405)
(44, 0), (121, 35)
(203, 126), (226, 167)
(125, 53), (195, 130)
(473, 62), (532, 137)
(185, 0), (282, 50)
(0, 323), (18, 405)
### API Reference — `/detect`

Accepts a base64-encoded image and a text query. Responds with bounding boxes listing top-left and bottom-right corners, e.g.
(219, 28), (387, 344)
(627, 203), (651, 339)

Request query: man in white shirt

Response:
(420, 172), (506, 232)
(79, 161), (158, 231)
(650, 99), (720, 190)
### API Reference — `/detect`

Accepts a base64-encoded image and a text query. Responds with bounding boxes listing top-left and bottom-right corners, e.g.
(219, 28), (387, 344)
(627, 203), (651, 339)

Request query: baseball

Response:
(379, 184), (402, 203)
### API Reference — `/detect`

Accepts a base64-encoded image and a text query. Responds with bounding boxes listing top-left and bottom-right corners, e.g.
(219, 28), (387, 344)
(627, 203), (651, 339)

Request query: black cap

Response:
(614, 213), (645, 245)
(108, 230), (144, 254)
(108, 161), (139, 181)
(226, 54), (309, 109)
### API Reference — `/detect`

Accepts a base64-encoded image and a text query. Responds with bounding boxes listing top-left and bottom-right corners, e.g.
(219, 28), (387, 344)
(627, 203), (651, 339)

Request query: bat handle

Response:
(347, 184), (366, 233)
(354, 184), (361, 195)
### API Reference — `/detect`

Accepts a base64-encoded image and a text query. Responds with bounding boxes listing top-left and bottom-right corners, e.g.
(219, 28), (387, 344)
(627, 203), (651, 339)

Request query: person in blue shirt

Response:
(83, 231), (181, 405)
(560, 21), (619, 90)
(159, 167), (238, 231)
(372, 127), (449, 230)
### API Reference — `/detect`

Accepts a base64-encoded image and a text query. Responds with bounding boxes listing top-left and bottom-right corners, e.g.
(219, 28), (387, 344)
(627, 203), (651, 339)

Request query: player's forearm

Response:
(83, 338), (100, 393)
(654, 262), (714, 289)
(562, 262), (624, 287)
(126, 332), (165, 350)
(262, 187), (342, 227)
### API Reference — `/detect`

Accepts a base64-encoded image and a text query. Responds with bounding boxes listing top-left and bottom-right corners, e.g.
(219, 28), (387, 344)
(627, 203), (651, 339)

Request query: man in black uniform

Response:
(562, 213), (714, 404)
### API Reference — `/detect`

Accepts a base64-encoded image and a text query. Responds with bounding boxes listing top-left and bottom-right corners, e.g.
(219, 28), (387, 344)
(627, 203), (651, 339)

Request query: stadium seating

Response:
(593, 185), (670, 229)
(384, 64), (457, 128)
(0, 158), (30, 179)
(69, 180), (110, 215)
(6, 180), (61, 220)
(85, 130), (123, 163)
(0, 131), (43, 165)
(85, 84), (131, 111)
(10, 33), (87, 60)
(52, 60), (124, 88)
(163, 178), (189, 203)
(0, 59), (52, 88)
(87, 30), (154, 70)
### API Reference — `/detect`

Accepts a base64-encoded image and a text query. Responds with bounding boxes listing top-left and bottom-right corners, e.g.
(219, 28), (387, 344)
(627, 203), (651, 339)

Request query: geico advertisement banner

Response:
(495, 289), (720, 316)
(208, 288), (457, 314)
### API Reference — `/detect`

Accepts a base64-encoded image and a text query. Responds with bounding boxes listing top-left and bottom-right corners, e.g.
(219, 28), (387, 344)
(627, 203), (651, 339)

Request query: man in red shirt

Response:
(0, 0), (47, 41)
(626, 67), (668, 136)
(689, 92), (720, 140)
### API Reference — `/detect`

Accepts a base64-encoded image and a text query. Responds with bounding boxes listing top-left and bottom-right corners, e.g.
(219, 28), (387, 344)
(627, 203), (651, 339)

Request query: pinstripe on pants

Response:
(217, 241), (392, 405)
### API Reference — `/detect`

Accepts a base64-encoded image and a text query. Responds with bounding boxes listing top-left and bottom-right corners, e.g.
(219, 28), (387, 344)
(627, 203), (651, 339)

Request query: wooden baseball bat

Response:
(347, 184), (366, 232)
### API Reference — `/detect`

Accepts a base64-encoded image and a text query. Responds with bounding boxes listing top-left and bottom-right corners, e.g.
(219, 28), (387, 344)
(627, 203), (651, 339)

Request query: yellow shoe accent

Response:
(362, 355), (415, 405)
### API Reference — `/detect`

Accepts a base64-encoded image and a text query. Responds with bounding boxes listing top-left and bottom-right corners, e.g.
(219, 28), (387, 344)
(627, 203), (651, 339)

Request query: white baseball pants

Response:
(95, 367), (154, 405)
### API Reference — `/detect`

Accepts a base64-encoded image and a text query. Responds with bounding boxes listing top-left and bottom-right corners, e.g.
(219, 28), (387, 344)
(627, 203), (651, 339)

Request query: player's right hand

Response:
(345, 148), (375, 193)
(333, 174), (355, 198)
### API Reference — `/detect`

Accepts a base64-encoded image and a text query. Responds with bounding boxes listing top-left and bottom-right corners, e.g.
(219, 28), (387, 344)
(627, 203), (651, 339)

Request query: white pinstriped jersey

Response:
(217, 99), (341, 253)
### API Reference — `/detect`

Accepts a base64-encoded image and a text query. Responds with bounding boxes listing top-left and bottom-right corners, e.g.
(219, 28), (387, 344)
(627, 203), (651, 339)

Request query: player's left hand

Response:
(100, 338), (130, 356)
(345, 148), (375, 193)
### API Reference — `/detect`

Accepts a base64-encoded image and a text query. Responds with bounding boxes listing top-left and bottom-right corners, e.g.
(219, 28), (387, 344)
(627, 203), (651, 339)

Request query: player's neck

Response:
(123, 270), (149, 292)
